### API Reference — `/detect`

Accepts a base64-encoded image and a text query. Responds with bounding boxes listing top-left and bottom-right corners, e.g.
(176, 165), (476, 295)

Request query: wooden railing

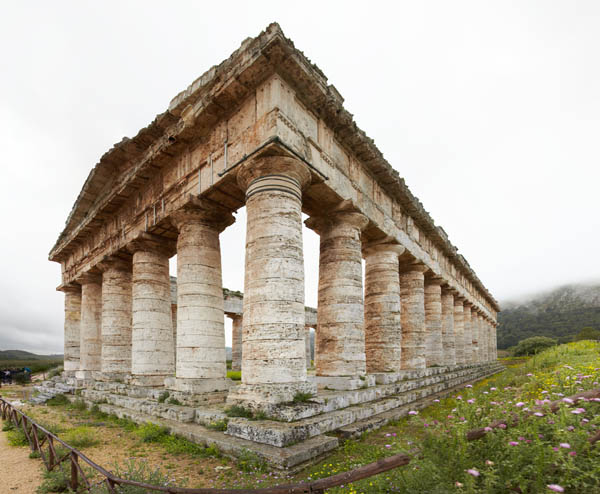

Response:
(0, 397), (410, 493)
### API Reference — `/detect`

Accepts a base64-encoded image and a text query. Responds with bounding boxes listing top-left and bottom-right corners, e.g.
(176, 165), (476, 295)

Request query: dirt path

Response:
(0, 419), (43, 493)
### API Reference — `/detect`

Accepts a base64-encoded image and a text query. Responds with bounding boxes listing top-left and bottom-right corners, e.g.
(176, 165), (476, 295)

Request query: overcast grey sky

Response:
(1, 1), (599, 354)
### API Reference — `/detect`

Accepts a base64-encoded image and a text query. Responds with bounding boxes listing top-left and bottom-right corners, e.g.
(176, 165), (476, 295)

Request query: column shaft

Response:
(453, 299), (465, 364)
(312, 211), (368, 379)
(62, 287), (81, 376)
(463, 303), (473, 364)
(131, 246), (174, 386)
(229, 156), (315, 405)
(441, 288), (456, 366)
(171, 208), (232, 393)
(471, 312), (480, 363)
(230, 315), (242, 372)
(100, 263), (132, 377)
(399, 264), (427, 369)
(76, 277), (102, 379)
(364, 245), (403, 373)
(424, 279), (443, 367)
(304, 326), (312, 368)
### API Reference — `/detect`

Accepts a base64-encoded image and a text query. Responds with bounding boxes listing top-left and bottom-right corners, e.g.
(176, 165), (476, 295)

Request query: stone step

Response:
(226, 364), (502, 447)
(338, 365), (505, 438)
(82, 389), (198, 423)
(264, 363), (503, 422)
(91, 402), (338, 471)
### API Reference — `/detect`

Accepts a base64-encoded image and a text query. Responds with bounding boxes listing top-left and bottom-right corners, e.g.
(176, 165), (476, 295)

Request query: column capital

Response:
(76, 270), (102, 285)
(398, 260), (429, 274)
(57, 282), (81, 294)
(171, 196), (235, 233)
(454, 294), (466, 305)
(236, 155), (311, 193)
(363, 241), (405, 258)
(463, 300), (474, 308)
(97, 255), (132, 273)
(424, 273), (446, 286)
(305, 200), (369, 235)
(126, 232), (175, 257)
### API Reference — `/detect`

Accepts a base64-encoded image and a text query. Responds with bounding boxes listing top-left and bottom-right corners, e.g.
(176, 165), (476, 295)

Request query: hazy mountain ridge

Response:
(0, 349), (63, 360)
(498, 282), (600, 349)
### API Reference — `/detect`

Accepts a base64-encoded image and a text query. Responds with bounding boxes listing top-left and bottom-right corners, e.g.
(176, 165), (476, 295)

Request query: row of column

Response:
(61, 153), (497, 405)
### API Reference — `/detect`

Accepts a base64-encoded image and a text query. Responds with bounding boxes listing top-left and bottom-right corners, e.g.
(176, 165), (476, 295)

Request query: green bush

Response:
(292, 392), (314, 403)
(63, 426), (99, 448)
(227, 370), (241, 381)
(68, 399), (87, 412)
(511, 336), (557, 356)
(157, 391), (169, 403)
(136, 422), (169, 443)
(574, 326), (600, 341)
(36, 468), (71, 494)
(206, 419), (229, 431)
(166, 397), (182, 406)
(46, 394), (69, 407)
(89, 458), (176, 494)
(225, 405), (253, 418)
(236, 448), (268, 473)
(6, 427), (29, 446)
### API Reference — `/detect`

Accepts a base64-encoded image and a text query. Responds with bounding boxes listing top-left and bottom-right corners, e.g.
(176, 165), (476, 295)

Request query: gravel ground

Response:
(0, 419), (43, 493)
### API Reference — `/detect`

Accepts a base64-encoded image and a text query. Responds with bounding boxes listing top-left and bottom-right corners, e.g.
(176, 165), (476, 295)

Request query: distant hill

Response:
(497, 282), (600, 349)
(0, 350), (63, 360)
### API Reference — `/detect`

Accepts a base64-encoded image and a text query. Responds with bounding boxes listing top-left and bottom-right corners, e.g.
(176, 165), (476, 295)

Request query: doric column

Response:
(167, 203), (234, 393)
(58, 284), (81, 377)
(304, 326), (312, 368)
(492, 323), (498, 360)
(399, 262), (428, 369)
(453, 296), (465, 364)
(98, 257), (132, 380)
(463, 302), (473, 364)
(129, 235), (175, 387)
(306, 206), (369, 388)
(424, 276), (444, 367)
(471, 310), (481, 363)
(230, 315), (243, 372)
(75, 273), (102, 380)
(363, 243), (404, 373)
(481, 318), (489, 362)
(228, 155), (315, 405)
(441, 286), (456, 366)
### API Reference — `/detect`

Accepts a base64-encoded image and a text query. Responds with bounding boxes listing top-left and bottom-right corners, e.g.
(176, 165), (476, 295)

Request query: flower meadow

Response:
(303, 341), (600, 493)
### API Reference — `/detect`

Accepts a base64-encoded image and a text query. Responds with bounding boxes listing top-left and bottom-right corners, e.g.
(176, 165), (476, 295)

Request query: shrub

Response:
(225, 405), (253, 418)
(236, 448), (268, 473)
(36, 468), (71, 494)
(511, 336), (557, 356)
(227, 370), (241, 381)
(46, 394), (69, 407)
(136, 423), (169, 443)
(166, 397), (182, 406)
(574, 327), (600, 341)
(69, 399), (87, 412)
(89, 459), (176, 494)
(292, 392), (314, 403)
(157, 391), (169, 403)
(6, 427), (29, 446)
(206, 419), (229, 431)
(63, 426), (99, 448)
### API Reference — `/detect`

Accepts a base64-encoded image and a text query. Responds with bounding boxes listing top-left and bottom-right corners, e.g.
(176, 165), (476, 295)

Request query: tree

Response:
(511, 336), (557, 356)
(574, 327), (600, 341)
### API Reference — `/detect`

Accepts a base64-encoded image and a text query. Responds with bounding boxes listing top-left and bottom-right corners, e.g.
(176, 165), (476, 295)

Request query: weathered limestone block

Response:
(364, 243), (404, 373)
(228, 156), (315, 405)
(76, 274), (102, 379)
(304, 326), (312, 368)
(472, 311), (482, 363)
(440, 287), (456, 366)
(130, 238), (175, 386)
(481, 319), (489, 362)
(168, 203), (234, 393)
(230, 314), (242, 372)
(306, 207), (369, 385)
(399, 262), (428, 369)
(463, 302), (473, 364)
(59, 284), (81, 377)
(453, 296), (465, 365)
(98, 257), (132, 379)
(424, 276), (443, 367)
(492, 324), (498, 360)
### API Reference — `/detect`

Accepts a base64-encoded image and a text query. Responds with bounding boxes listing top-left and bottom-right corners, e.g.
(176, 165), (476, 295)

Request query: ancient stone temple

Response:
(49, 23), (501, 469)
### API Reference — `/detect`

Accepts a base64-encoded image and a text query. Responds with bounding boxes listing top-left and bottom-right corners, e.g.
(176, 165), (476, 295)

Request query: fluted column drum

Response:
(399, 263), (428, 369)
